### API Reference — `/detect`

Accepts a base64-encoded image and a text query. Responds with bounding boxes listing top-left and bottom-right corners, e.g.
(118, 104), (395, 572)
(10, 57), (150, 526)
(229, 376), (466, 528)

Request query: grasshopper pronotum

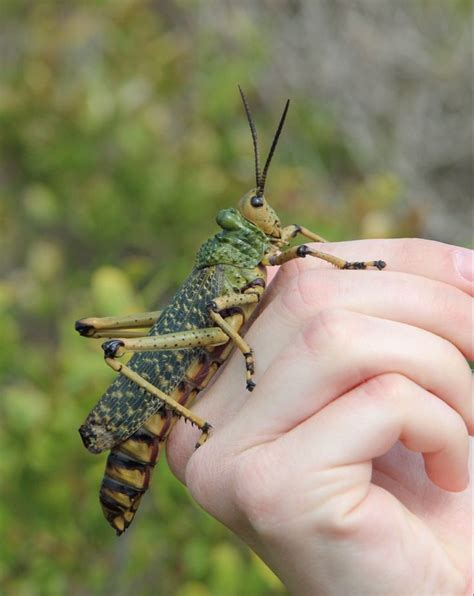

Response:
(76, 87), (386, 535)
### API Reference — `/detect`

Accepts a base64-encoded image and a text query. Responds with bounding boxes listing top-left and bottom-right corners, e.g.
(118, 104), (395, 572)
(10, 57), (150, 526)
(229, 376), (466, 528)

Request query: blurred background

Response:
(0, 1), (472, 594)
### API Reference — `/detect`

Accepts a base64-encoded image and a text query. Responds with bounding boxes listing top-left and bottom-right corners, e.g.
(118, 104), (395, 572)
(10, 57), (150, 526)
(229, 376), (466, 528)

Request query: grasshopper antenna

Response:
(238, 85), (261, 191)
(257, 98), (290, 197)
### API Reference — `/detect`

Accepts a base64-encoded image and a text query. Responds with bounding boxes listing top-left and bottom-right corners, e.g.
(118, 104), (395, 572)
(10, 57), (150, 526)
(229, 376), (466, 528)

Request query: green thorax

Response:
(195, 208), (270, 269)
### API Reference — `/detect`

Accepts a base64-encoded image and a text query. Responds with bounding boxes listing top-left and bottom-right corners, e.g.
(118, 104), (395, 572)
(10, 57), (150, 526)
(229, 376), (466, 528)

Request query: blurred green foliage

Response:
(0, 1), (424, 595)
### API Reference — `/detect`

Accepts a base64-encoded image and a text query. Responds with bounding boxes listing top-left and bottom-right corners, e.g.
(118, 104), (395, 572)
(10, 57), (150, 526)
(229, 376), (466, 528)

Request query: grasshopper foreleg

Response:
(264, 244), (386, 270)
(272, 225), (386, 270)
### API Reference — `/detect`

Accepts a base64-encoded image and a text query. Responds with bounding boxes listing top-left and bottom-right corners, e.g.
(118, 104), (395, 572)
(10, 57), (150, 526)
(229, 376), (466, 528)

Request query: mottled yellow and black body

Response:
(76, 88), (386, 535)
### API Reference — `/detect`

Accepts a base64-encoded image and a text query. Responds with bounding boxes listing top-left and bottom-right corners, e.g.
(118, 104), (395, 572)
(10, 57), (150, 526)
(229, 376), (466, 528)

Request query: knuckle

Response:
(357, 373), (410, 404)
(292, 269), (316, 307)
(278, 269), (339, 321)
(301, 308), (352, 355)
(294, 269), (332, 308)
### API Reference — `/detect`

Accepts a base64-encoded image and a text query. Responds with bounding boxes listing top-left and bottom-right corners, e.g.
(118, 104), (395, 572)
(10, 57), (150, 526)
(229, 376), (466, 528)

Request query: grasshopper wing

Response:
(79, 267), (223, 453)
(79, 374), (165, 454)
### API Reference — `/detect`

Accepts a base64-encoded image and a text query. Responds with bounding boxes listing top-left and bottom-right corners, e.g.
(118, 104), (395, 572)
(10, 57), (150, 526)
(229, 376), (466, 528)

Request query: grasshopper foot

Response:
(342, 259), (386, 270)
(342, 261), (367, 270)
(195, 422), (212, 449)
(244, 350), (256, 392)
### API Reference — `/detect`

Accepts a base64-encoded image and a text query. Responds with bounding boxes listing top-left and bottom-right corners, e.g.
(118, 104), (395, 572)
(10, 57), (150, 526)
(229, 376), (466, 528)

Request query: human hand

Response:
(167, 239), (473, 595)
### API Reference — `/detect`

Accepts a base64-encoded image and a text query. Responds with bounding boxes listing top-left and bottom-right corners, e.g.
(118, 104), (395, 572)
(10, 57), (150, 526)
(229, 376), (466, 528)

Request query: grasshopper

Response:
(76, 87), (386, 535)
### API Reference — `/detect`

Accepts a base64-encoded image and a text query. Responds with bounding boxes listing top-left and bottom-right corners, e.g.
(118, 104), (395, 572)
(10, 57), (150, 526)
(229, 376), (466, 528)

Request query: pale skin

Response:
(166, 238), (473, 596)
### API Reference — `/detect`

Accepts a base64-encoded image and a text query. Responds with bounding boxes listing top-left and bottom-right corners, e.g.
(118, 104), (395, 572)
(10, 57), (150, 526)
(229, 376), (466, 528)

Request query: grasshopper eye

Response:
(250, 196), (264, 208)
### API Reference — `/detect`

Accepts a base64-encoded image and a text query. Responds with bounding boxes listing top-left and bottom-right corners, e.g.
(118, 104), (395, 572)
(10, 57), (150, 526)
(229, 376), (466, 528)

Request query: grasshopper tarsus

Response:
(195, 422), (212, 449)
(342, 259), (386, 271)
(342, 261), (366, 270)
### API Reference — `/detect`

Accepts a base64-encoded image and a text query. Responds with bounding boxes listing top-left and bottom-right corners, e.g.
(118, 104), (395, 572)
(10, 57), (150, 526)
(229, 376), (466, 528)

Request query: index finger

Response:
(266, 239), (473, 297)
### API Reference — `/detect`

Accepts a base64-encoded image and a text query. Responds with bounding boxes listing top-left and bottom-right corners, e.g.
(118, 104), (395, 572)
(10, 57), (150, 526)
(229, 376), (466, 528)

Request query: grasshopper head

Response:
(238, 189), (281, 238)
(238, 86), (289, 241)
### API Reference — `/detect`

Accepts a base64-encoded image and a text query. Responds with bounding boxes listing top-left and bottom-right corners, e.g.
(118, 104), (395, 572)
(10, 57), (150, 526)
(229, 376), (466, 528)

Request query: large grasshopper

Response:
(76, 88), (386, 535)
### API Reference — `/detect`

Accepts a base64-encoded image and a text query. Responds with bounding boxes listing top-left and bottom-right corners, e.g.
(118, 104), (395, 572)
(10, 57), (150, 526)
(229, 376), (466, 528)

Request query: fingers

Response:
(279, 373), (470, 492)
(168, 306), (472, 486)
(225, 309), (473, 439)
(197, 267), (472, 431)
(267, 268), (473, 360)
(167, 239), (473, 482)
(212, 240), (471, 430)
(266, 239), (473, 297)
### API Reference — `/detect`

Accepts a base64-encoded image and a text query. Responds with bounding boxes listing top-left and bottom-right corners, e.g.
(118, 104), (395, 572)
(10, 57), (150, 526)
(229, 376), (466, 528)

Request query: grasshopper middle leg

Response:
(207, 285), (265, 391)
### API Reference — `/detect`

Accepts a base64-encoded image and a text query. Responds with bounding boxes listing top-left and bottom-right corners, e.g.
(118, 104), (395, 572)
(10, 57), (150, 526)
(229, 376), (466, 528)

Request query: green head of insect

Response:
(237, 86), (290, 241)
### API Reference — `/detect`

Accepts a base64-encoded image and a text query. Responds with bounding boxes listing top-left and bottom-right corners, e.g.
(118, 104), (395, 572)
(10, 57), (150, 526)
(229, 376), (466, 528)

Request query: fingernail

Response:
(454, 249), (473, 282)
